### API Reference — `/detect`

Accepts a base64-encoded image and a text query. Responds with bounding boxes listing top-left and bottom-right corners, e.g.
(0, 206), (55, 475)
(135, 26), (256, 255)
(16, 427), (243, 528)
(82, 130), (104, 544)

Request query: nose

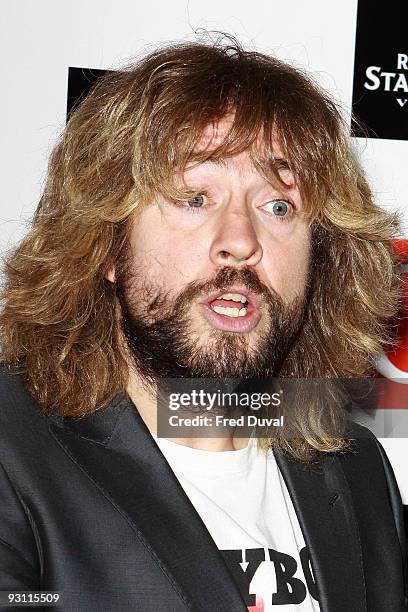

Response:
(209, 205), (263, 268)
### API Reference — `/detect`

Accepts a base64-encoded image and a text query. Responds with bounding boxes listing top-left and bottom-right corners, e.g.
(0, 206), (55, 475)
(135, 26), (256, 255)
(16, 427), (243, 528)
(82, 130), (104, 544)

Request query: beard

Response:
(116, 260), (309, 390)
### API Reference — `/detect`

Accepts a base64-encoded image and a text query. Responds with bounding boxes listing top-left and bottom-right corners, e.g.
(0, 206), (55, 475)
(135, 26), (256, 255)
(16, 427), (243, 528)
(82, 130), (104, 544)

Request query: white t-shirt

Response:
(153, 434), (321, 612)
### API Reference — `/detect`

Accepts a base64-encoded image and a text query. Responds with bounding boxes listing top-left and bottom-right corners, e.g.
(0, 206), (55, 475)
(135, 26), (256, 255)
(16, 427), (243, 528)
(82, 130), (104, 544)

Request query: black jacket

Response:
(0, 367), (407, 611)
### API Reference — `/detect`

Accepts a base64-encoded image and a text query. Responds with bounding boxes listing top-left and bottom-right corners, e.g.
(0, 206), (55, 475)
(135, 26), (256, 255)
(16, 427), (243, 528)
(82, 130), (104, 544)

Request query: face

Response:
(113, 121), (311, 385)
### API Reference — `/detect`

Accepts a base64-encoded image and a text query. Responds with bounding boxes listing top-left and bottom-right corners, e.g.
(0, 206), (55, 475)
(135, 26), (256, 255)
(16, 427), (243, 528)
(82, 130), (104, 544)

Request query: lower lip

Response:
(199, 301), (262, 333)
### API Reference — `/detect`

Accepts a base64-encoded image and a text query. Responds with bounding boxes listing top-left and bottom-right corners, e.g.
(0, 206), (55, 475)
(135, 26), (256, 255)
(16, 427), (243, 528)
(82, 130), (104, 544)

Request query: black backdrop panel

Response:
(67, 67), (109, 118)
(352, 0), (407, 140)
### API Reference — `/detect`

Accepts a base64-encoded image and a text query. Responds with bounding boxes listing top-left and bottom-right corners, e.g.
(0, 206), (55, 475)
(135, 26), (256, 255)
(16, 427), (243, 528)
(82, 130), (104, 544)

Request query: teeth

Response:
(218, 292), (247, 303)
(212, 305), (247, 317)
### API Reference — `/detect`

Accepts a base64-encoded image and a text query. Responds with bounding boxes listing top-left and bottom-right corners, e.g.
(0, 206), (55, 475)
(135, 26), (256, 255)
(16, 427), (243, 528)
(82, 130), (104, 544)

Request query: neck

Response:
(126, 370), (249, 451)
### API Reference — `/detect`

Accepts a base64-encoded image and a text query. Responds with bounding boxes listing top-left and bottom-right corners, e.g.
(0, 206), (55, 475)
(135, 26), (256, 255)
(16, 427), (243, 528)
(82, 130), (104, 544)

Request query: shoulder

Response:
(0, 364), (58, 449)
(0, 363), (34, 405)
(337, 420), (399, 491)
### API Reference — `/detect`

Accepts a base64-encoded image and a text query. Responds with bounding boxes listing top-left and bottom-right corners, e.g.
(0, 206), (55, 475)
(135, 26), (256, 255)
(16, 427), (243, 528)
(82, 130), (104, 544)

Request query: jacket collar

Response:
(48, 395), (366, 612)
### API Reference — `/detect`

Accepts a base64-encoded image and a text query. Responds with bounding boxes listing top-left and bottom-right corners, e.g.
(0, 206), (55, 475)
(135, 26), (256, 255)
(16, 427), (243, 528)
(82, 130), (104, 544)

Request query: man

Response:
(0, 37), (406, 611)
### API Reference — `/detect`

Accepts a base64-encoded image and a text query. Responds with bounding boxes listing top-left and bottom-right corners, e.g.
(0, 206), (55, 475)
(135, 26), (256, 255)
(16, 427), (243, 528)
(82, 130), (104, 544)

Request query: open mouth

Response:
(198, 287), (262, 332)
(210, 292), (249, 317)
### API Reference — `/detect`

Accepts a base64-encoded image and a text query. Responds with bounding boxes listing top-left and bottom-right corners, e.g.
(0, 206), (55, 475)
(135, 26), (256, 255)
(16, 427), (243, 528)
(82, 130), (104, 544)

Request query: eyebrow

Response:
(199, 156), (292, 172)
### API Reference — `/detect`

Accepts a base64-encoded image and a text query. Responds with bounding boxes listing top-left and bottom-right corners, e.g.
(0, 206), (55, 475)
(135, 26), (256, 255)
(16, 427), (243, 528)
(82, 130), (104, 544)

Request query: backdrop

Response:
(1, 1), (407, 507)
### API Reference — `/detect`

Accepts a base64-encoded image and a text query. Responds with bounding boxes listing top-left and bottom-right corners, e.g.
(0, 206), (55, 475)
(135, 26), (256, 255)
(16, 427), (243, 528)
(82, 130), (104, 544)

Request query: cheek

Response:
(262, 227), (311, 302)
(127, 208), (205, 293)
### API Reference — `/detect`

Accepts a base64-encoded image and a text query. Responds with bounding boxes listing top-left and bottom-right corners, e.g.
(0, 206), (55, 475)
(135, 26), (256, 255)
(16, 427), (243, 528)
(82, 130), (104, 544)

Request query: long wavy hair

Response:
(0, 36), (402, 460)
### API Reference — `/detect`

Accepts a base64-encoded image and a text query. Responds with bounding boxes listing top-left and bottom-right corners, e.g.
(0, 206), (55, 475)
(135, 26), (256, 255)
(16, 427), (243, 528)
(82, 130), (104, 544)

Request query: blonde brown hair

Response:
(0, 36), (401, 460)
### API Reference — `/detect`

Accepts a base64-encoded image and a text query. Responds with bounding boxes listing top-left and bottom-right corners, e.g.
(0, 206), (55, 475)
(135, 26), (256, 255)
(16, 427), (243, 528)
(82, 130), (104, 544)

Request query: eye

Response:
(186, 194), (205, 208)
(262, 199), (291, 217)
(168, 192), (208, 215)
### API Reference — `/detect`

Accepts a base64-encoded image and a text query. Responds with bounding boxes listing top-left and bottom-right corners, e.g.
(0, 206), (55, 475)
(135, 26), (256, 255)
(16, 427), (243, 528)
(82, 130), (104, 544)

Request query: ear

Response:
(104, 263), (116, 283)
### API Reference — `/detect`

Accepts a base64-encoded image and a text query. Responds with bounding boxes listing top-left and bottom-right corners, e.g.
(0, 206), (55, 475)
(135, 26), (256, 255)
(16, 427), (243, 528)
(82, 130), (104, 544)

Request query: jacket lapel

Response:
(275, 450), (367, 612)
(48, 395), (247, 612)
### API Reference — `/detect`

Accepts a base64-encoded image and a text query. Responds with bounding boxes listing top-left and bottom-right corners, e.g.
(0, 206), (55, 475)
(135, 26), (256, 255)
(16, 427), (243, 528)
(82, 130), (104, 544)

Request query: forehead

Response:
(184, 117), (292, 186)
(196, 114), (286, 159)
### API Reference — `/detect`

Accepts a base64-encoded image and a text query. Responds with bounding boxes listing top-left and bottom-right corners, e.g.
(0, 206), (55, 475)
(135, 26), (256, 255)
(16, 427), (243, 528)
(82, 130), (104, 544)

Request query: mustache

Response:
(149, 265), (282, 315)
